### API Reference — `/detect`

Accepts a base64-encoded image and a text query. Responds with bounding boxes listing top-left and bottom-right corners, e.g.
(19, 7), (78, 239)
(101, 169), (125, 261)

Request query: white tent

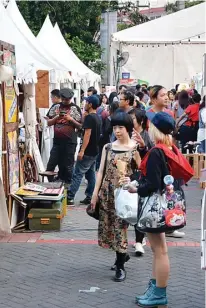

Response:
(111, 3), (206, 89)
(6, 0), (71, 84)
(53, 23), (101, 88)
(37, 15), (100, 89)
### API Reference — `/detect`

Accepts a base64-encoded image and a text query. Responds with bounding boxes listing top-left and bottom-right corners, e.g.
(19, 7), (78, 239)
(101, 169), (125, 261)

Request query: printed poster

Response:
(7, 131), (19, 193)
(5, 86), (18, 123)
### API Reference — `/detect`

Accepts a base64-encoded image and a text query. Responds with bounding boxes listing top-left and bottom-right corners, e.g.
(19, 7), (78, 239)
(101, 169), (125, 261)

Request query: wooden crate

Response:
(184, 154), (200, 179)
(184, 154), (206, 188)
(199, 155), (206, 189)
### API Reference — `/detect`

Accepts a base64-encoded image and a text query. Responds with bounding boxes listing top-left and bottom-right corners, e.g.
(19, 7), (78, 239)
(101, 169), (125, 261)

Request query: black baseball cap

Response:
(146, 111), (175, 135)
(60, 88), (74, 99)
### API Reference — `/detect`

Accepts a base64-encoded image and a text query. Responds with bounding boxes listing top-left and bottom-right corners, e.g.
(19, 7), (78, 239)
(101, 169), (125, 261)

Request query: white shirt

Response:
(197, 108), (206, 142)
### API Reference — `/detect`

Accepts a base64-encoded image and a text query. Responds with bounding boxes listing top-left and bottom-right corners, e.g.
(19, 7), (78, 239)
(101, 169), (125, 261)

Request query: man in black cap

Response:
(46, 88), (82, 184)
(67, 95), (101, 206)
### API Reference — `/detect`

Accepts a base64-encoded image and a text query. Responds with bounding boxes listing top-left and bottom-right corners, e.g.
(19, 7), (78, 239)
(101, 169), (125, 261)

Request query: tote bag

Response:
(137, 150), (186, 233)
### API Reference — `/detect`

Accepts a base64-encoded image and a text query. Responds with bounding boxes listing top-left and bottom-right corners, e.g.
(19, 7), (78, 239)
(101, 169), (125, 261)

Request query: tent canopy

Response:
(37, 15), (100, 84)
(4, 0), (70, 83)
(54, 22), (101, 84)
(112, 3), (206, 44)
(37, 16), (79, 83)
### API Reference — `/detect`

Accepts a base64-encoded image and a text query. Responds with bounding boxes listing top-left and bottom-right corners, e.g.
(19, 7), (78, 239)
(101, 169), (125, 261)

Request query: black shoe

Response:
(67, 199), (75, 206)
(111, 254), (130, 271)
(114, 269), (126, 282)
(80, 196), (91, 205)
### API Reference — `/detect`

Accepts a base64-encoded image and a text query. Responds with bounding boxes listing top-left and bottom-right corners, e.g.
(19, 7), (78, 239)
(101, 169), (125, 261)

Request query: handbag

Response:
(114, 182), (138, 225)
(137, 150), (186, 233)
(86, 144), (110, 220)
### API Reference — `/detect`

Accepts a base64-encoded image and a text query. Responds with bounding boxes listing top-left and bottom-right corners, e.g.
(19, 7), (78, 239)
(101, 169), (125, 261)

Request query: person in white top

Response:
(197, 95), (206, 153)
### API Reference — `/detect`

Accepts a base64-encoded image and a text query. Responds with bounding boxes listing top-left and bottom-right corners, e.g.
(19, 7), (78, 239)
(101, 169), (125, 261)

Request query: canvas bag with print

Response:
(137, 149), (186, 233)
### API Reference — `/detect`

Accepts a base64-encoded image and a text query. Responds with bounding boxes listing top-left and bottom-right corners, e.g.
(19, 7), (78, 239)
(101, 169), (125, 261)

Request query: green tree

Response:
(17, 1), (118, 75)
(117, 2), (149, 31)
(185, 0), (204, 8)
(165, 1), (204, 14)
(65, 35), (106, 75)
(165, 2), (179, 14)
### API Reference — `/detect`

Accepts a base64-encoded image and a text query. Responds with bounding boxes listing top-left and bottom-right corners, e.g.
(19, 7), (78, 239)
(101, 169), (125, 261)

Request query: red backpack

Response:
(140, 143), (194, 183)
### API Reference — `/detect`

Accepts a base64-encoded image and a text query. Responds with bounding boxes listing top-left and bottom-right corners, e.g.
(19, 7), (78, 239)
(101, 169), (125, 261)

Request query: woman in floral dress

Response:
(91, 111), (141, 282)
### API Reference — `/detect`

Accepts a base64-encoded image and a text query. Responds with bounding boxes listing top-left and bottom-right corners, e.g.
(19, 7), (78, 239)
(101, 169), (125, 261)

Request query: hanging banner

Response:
(138, 79), (149, 86)
(105, 86), (116, 97)
(119, 79), (137, 86)
(7, 131), (19, 193)
(5, 86), (17, 123)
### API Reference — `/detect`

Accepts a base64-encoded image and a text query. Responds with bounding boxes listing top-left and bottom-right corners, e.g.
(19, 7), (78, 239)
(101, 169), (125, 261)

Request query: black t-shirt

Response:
(82, 113), (101, 156)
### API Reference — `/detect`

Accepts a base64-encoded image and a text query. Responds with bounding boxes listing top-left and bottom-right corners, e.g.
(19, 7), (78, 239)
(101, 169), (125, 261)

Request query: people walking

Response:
(67, 95), (101, 206)
(91, 111), (141, 282)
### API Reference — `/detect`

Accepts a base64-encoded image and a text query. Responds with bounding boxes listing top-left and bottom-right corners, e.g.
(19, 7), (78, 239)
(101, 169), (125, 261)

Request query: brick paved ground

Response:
(0, 179), (205, 308)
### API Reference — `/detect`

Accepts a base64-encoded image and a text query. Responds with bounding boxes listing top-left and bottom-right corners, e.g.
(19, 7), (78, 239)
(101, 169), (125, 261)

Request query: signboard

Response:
(5, 85), (18, 123)
(105, 86), (116, 97)
(119, 79), (137, 86)
(3, 49), (16, 78)
(138, 79), (149, 86)
(35, 70), (49, 108)
(122, 72), (130, 79)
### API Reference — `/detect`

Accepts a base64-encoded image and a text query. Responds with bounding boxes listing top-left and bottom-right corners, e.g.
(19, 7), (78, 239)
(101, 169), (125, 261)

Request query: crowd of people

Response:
(44, 82), (202, 308)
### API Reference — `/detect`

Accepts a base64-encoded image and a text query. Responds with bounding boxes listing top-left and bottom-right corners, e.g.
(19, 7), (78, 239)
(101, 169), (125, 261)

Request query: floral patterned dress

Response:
(98, 144), (138, 253)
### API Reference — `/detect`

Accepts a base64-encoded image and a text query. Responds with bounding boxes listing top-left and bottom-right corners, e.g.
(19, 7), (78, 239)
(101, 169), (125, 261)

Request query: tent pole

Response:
(172, 46), (175, 87)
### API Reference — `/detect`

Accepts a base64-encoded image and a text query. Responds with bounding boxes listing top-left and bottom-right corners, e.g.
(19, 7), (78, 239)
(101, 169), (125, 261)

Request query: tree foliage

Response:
(17, 1), (150, 75)
(165, 0), (204, 14)
(117, 2), (149, 31)
(17, 1), (118, 74)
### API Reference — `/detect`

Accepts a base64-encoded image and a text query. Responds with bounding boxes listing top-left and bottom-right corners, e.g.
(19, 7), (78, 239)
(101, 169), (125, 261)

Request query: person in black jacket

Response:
(122, 112), (193, 307)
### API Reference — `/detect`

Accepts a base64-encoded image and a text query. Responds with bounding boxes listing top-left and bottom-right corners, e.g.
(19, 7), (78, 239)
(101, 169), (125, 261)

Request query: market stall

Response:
(0, 40), (17, 233)
(111, 3), (206, 89)
(0, 1), (71, 231)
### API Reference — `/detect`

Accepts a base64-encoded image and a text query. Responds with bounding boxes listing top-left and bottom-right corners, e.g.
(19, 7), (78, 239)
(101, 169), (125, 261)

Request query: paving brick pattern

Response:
(0, 179), (205, 308)
(0, 244), (204, 308)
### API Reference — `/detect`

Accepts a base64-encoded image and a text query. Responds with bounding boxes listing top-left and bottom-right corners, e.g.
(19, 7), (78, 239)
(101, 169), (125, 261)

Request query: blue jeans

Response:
(68, 155), (97, 200)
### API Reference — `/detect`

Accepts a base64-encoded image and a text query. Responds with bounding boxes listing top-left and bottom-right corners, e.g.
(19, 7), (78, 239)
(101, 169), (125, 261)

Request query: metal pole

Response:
(107, 10), (110, 85)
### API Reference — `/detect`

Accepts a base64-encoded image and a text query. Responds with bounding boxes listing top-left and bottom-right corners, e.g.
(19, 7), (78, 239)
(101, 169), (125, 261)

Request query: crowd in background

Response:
(43, 83), (199, 307)
(82, 83), (205, 158)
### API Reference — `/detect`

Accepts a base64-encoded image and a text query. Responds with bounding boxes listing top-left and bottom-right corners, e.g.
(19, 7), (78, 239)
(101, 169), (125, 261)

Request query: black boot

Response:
(114, 252), (126, 282)
(111, 253), (130, 271)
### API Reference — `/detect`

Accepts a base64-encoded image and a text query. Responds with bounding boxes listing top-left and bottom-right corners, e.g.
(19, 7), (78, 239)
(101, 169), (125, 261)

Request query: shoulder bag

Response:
(86, 144), (110, 220)
(137, 149), (186, 233)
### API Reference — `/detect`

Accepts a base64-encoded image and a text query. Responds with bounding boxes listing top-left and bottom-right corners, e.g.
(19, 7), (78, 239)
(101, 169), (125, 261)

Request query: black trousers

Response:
(134, 225), (144, 243)
(46, 139), (76, 183)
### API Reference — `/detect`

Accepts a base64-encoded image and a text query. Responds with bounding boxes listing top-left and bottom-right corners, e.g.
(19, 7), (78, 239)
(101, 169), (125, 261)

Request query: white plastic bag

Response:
(114, 185), (138, 225)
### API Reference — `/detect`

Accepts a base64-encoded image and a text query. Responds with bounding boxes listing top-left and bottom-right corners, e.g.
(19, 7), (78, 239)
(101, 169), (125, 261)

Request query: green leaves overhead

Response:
(17, 1), (118, 74)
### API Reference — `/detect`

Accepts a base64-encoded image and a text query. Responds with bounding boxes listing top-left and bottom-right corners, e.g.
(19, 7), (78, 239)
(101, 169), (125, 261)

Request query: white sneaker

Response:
(134, 243), (145, 256)
(133, 238), (147, 248)
(166, 230), (185, 238)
